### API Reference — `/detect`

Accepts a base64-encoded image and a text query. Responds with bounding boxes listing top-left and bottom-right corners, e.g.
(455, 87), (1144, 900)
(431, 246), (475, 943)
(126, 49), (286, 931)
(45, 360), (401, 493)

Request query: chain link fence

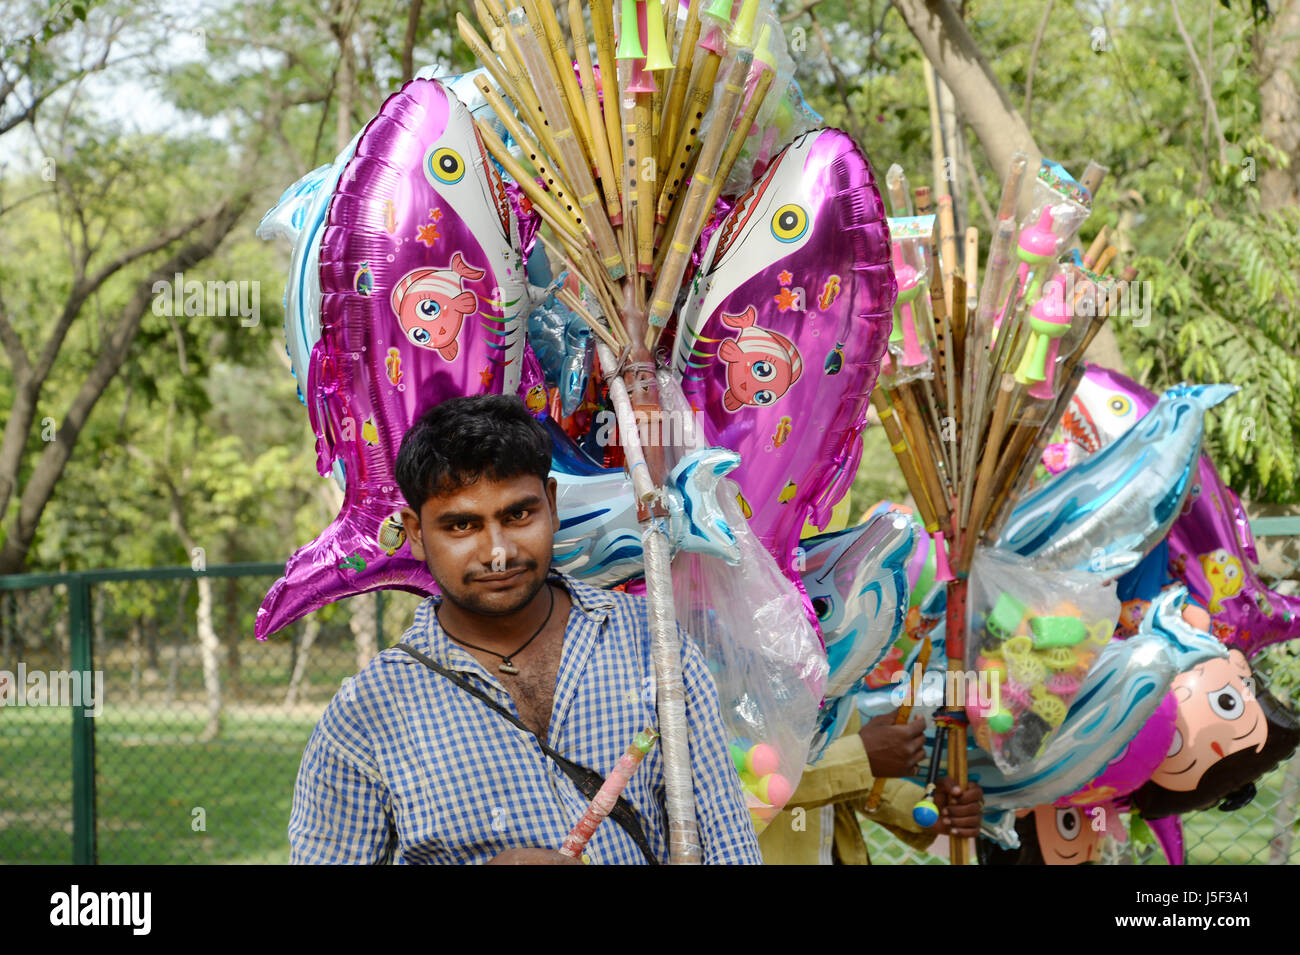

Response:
(0, 565), (423, 864)
(1, 556), (1296, 865)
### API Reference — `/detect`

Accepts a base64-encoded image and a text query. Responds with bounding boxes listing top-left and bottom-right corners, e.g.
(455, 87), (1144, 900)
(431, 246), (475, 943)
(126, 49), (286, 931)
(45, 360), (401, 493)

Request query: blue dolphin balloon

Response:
(996, 384), (1238, 577)
(549, 421), (742, 586)
(803, 511), (916, 761)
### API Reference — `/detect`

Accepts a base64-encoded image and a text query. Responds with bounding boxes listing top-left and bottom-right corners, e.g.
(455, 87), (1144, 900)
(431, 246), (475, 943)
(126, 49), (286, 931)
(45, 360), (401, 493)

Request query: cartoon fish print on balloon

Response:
(716, 306), (804, 412)
(390, 252), (485, 361)
(1198, 548), (1243, 612)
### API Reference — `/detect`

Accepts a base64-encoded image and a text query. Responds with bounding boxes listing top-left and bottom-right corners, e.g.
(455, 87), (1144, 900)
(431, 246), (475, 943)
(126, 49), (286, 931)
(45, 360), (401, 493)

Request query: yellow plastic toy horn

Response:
(727, 0), (759, 48)
(616, 0), (645, 58)
(643, 0), (674, 69)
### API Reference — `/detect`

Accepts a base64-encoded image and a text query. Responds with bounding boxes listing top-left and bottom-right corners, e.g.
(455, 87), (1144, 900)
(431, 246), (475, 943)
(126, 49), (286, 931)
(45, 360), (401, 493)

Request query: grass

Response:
(2, 704), (321, 864)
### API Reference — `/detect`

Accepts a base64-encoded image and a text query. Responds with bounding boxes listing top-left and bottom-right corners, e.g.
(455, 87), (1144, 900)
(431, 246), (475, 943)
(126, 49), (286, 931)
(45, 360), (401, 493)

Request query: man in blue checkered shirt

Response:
(289, 394), (761, 864)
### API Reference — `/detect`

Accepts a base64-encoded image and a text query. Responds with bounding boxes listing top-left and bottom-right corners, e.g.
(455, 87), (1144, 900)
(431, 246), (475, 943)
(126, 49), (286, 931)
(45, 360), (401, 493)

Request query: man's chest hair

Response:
(506, 636), (565, 737)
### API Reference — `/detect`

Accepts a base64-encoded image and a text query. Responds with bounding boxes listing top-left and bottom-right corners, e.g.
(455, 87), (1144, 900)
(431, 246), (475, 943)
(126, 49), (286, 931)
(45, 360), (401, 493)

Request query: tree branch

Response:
(1169, 0), (1227, 165)
(0, 193), (252, 574)
(809, 10), (867, 149)
(891, 0), (1041, 218)
(1024, 0), (1057, 136)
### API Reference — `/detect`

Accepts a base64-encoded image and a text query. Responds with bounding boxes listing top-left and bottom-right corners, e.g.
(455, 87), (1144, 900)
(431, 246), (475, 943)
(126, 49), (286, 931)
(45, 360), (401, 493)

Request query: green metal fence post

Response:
(68, 574), (96, 865)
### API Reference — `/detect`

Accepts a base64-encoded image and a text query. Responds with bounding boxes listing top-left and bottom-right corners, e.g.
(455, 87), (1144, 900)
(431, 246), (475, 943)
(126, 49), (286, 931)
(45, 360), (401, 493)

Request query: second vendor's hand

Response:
(858, 709), (926, 778)
(933, 780), (984, 838)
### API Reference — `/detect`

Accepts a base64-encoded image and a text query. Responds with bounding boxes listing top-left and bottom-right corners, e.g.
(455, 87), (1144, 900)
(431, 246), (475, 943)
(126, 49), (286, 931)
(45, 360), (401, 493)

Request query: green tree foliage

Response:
(789, 0), (1300, 505)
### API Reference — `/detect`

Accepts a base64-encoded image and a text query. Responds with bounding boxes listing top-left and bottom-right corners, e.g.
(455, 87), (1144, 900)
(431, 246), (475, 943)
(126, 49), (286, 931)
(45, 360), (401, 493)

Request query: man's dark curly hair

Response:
(395, 394), (552, 512)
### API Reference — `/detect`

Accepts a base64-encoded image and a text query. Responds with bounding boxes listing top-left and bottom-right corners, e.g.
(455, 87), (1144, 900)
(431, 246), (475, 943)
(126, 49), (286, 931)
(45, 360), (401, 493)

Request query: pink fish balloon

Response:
(669, 128), (895, 584)
(256, 77), (536, 641)
(1057, 364), (1300, 659)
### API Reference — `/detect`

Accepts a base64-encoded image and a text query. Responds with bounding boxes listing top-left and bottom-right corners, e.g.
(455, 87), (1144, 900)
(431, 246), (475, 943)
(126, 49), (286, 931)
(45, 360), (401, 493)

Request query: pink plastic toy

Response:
(888, 242), (927, 366)
(1018, 274), (1073, 395)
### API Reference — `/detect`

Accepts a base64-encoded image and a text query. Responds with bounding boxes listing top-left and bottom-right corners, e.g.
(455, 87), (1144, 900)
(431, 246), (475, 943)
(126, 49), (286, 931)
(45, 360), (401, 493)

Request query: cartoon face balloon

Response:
(1132, 644), (1300, 819)
(1017, 804), (1108, 865)
(1148, 648), (1267, 791)
(256, 77), (534, 640)
(671, 128), (895, 592)
(1058, 364), (1300, 657)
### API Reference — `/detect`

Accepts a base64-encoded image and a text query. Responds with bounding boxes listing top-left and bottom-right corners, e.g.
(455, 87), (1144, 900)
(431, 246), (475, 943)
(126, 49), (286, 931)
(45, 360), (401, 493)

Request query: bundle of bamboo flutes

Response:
(871, 154), (1127, 582)
(867, 153), (1130, 865)
(458, 0), (783, 355)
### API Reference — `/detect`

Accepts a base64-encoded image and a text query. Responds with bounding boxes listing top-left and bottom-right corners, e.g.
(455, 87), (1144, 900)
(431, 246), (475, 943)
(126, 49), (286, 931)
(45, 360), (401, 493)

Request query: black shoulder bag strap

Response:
(394, 642), (660, 865)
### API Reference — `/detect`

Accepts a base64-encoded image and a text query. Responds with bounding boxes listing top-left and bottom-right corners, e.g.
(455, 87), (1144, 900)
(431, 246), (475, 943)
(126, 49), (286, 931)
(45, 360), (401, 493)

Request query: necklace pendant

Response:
(498, 660), (520, 675)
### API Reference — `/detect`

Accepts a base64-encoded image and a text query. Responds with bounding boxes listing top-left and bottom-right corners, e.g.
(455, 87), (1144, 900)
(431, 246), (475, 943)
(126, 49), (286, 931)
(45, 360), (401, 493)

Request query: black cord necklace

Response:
(438, 584), (554, 675)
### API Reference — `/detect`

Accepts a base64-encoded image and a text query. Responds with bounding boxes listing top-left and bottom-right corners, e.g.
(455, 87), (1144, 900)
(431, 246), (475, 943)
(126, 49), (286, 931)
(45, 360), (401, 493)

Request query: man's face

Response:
(401, 472), (559, 617)
(1149, 649), (1267, 791)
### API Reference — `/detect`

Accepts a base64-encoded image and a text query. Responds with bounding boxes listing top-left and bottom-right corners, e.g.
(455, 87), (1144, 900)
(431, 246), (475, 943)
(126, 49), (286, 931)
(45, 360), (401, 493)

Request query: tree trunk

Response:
(352, 592), (379, 673)
(1254, 0), (1300, 212)
(143, 614), (160, 681)
(891, 0), (1041, 219)
(195, 575), (223, 742)
(167, 489), (223, 741)
(129, 620), (142, 703)
(284, 615), (319, 708)
(222, 574), (242, 699)
(334, 0), (360, 154)
(400, 0), (425, 81)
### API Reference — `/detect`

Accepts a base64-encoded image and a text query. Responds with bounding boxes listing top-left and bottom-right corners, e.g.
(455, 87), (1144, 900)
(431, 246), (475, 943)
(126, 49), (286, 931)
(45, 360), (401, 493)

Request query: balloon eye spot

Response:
(410, 328), (431, 344)
(752, 360), (776, 381)
(1166, 727), (1183, 757)
(1208, 683), (1244, 720)
(428, 147), (466, 184)
(753, 390), (774, 405)
(812, 597), (832, 621)
(771, 203), (808, 242)
(419, 300), (440, 317)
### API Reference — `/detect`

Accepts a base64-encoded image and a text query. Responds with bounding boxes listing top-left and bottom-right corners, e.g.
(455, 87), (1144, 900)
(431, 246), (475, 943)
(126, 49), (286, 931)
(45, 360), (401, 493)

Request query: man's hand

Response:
(487, 848), (583, 865)
(932, 781), (984, 838)
(858, 710), (926, 778)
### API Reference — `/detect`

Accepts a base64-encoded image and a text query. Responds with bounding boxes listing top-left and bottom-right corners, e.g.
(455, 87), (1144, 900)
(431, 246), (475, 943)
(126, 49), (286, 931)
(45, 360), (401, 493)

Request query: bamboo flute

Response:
(509, 7), (625, 278)
(570, 0), (622, 222)
(863, 634), (933, 811)
(647, 49), (752, 342)
(657, 0), (704, 173)
(589, 0), (625, 186)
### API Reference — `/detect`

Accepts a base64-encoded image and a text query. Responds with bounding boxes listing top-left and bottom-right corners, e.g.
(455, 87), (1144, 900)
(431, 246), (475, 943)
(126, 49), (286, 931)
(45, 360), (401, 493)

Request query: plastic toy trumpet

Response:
(1016, 274), (1072, 390)
(616, 0), (645, 58)
(994, 205), (1059, 343)
(889, 242), (928, 367)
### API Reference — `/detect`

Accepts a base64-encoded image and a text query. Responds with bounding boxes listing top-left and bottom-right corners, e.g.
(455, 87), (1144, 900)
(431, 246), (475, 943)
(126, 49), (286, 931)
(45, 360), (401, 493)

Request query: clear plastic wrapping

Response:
(966, 547), (1119, 774)
(884, 215), (937, 384)
(657, 369), (827, 832)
